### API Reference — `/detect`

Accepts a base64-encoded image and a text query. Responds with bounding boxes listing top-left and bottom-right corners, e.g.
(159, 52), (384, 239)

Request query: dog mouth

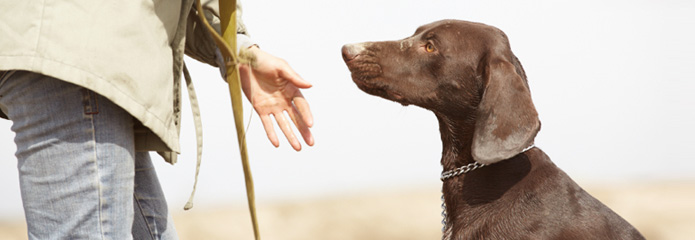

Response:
(343, 44), (410, 105)
(350, 72), (409, 106)
(343, 55), (384, 89)
(347, 62), (382, 80)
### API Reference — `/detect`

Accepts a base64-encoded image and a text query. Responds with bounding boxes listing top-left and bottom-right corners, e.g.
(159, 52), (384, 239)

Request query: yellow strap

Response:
(193, 0), (260, 239)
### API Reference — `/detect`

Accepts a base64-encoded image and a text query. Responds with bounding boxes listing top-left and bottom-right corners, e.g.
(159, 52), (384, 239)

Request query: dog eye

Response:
(425, 42), (436, 53)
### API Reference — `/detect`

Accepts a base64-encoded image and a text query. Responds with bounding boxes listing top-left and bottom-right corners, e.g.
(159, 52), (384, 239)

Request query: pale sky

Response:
(1, 0), (694, 219)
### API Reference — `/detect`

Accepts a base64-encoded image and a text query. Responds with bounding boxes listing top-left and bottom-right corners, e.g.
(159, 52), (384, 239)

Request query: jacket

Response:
(0, 0), (253, 163)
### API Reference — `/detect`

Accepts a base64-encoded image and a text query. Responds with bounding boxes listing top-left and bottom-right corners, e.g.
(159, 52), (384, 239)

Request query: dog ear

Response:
(472, 58), (540, 164)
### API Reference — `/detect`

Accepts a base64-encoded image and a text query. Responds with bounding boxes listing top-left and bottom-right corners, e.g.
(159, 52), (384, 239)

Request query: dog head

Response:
(342, 20), (540, 164)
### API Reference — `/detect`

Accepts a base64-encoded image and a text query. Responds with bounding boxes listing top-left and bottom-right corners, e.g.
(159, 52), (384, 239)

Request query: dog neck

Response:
(435, 113), (536, 237)
(435, 114), (477, 169)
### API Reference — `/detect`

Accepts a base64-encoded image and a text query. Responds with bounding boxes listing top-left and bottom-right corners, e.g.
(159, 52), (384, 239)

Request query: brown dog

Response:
(342, 20), (644, 240)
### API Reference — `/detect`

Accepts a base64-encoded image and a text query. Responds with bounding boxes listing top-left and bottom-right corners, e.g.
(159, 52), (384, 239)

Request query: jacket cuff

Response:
(214, 34), (256, 79)
(236, 34), (255, 53)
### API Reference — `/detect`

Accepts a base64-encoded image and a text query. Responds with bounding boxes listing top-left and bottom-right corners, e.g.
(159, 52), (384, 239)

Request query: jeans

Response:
(0, 71), (178, 239)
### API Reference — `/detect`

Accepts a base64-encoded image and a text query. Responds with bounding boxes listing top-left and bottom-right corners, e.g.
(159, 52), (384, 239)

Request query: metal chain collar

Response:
(441, 194), (448, 234)
(439, 144), (536, 234)
(439, 162), (486, 235)
(440, 144), (536, 182)
(440, 162), (486, 181)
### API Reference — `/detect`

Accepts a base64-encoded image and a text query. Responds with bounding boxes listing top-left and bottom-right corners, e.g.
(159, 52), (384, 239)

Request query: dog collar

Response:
(440, 144), (535, 181)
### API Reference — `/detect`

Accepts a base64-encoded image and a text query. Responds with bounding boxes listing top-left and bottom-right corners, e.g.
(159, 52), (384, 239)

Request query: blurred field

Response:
(1, 181), (693, 240)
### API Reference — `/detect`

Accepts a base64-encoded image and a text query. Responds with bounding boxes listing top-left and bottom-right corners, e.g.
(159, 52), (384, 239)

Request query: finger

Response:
(260, 114), (280, 148)
(278, 64), (312, 89)
(287, 104), (314, 146)
(292, 93), (313, 128)
(275, 111), (302, 151)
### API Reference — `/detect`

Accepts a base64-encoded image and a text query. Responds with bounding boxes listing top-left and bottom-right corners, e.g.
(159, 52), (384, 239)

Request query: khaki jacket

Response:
(0, 0), (252, 163)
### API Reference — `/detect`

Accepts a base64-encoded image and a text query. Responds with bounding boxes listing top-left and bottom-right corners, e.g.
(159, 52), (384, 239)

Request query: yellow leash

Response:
(193, 0), (260, 239)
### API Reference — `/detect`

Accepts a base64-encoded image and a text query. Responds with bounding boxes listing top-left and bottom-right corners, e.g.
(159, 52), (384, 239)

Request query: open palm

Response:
(239, 47), (314, 151)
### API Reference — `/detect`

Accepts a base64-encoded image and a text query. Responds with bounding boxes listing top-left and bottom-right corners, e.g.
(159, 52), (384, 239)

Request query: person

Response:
(0, 0), (313, 239)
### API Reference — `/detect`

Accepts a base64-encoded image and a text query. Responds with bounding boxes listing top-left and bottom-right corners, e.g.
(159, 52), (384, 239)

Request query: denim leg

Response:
(132, 152), (178, 240)
(0, 71), (136, 239)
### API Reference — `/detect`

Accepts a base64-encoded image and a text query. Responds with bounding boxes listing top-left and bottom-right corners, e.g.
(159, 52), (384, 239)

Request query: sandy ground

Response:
(1, 181), (693, 240)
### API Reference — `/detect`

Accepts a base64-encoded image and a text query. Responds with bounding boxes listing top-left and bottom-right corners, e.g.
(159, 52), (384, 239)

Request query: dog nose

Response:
(341, 43), (365, 62)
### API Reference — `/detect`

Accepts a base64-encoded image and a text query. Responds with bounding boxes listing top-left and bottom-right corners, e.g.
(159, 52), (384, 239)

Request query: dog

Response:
(342, 20), (645, 240)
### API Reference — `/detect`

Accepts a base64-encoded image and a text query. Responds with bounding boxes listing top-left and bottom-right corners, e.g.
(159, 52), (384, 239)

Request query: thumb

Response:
(279, 65), (312, 89)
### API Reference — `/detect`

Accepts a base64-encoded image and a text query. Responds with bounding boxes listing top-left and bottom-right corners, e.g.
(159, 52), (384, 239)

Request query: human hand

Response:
(239, 46), (314, 151)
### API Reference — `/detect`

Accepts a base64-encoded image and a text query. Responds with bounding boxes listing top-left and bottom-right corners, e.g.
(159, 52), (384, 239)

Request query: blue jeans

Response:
(0, 71), (178, 239)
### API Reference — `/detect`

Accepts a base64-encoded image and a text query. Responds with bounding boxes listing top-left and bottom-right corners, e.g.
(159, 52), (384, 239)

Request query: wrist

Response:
(238, 46), (258, 68)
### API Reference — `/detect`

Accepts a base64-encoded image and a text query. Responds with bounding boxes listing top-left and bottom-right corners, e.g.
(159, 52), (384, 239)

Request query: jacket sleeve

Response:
(184, 0), (254, 67)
